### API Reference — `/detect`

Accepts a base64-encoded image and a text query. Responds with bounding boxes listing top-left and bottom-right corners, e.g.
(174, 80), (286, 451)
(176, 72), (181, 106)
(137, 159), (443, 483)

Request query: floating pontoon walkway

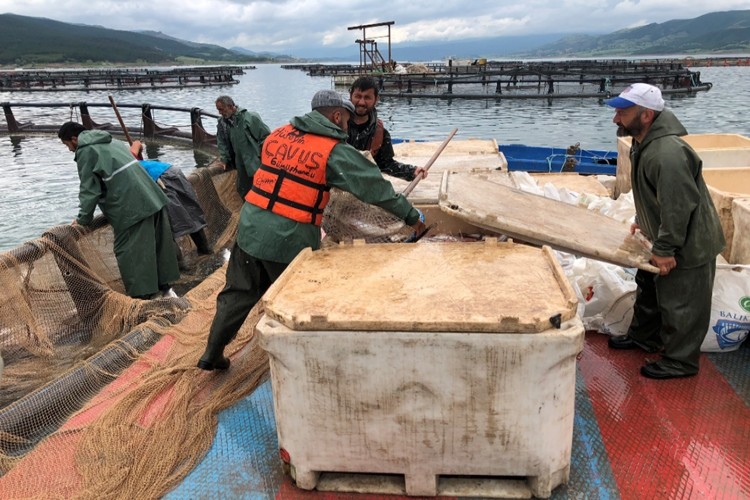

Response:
(0, 65), (247, 91)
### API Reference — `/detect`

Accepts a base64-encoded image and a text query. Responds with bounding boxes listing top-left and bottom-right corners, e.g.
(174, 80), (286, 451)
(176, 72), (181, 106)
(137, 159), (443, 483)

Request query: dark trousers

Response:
(208, 242), (288, 347)
(628, 260), (716, 372)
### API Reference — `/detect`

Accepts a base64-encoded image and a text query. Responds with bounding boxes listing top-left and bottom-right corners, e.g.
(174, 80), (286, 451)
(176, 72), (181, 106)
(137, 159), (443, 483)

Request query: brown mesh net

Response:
(322, 187), (415, 244)
(0, 163), (270, 499)
(0, 150), (468, 498)
(322, 130), (457, 245)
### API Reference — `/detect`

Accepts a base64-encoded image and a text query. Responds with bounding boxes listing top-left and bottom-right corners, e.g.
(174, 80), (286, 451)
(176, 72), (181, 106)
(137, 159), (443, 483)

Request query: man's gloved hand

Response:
(405, 209), (428, 242)
(416, 208), (425, 224)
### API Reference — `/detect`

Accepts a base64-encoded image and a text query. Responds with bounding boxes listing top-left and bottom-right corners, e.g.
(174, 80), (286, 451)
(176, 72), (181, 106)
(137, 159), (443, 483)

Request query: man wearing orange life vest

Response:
(197, 90), (427, 371)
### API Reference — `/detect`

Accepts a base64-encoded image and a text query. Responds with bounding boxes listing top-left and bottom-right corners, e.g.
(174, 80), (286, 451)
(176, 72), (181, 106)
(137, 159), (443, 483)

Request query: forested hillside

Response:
(524, 10), (750, 57)
(0, 14), (269, 65)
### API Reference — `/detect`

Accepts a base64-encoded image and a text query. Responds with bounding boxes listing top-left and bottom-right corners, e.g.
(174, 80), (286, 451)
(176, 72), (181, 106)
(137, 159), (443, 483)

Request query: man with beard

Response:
(347, 76), (427, 181)
(197, 90), (426, 371)
(604, 83), (724, 379)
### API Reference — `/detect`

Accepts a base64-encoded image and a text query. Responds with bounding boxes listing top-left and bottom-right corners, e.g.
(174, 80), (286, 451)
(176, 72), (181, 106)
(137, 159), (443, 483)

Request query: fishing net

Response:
(0, 163), (271, 499)
(321, 132), (458, 244)
(0, 135), (486, 498)
(322, 187), (415, 244)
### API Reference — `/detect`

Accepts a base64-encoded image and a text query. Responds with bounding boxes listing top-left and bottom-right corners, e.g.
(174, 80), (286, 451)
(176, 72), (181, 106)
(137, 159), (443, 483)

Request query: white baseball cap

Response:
(605, 83), (665, 112)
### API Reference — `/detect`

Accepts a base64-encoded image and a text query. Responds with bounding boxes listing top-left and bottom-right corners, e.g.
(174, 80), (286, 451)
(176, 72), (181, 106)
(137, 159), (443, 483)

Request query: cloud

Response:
(0, 1), (745, 53)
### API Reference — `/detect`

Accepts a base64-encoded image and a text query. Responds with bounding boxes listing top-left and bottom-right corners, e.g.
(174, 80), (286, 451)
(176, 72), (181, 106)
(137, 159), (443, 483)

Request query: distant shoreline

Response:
(3, 53), (750, 72)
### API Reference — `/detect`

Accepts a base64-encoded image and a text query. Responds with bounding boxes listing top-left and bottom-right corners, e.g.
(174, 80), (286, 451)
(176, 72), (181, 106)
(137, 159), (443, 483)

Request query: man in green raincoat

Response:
(58, 122), (180, 299)
(215, 95), (271, 197)
(604, 84), (725, 379)
(197, 90), (426, 371)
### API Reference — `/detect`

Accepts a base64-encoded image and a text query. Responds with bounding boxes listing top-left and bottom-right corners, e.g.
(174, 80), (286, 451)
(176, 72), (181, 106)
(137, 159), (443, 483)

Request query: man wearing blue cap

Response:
(197, 90), (427, 371)
(604, 83), (725, 379)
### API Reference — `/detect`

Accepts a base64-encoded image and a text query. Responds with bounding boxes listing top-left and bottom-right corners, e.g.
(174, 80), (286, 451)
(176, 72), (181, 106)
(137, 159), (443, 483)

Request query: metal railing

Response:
(1, 101), (221, 150)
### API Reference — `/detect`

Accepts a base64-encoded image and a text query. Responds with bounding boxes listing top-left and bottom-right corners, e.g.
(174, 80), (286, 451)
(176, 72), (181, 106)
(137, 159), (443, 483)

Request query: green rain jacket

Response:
(237, 110), (420, 264)
(630, 109), (725, 268)
(74, 130), (169, 233)
(225, 108), (271, 196)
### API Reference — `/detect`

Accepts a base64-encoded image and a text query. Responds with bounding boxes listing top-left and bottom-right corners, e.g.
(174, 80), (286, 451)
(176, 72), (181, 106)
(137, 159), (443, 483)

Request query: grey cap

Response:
(311, 89), (355, 113)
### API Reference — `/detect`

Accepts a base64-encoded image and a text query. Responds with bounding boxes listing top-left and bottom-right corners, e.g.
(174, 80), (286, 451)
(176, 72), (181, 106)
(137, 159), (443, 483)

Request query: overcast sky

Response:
(2, 2), (749, 54)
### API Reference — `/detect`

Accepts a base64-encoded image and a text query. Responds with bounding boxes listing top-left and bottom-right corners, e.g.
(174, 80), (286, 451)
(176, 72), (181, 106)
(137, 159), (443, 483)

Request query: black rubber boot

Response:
(197, 355), (230, 371)
(191, 229), (212, 255)
(197, 327), (234, 371)
(175, 243), (189, 272)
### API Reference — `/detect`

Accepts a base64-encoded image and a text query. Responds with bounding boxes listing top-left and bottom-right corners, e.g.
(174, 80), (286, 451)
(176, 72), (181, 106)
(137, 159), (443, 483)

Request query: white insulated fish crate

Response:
(257, 241), (584, 498)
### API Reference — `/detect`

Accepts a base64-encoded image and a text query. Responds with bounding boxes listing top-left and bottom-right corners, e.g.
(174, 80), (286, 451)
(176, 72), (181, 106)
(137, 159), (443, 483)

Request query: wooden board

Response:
(394, 138), (502, 158)
(388, 139), (506, 204)
(262, 241), (578, 333)
(438, 170), (659, 273)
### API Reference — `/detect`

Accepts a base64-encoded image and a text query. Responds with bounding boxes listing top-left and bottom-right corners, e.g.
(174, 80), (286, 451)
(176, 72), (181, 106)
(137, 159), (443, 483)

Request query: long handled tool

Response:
(401, 127), (458, 197)
(108, 95), (143, 160)
(108, 95), (134, 145)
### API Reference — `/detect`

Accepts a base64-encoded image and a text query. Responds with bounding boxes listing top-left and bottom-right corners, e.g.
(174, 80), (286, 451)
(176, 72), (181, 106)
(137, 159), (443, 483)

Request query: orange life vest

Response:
(245, 124), (337, 225)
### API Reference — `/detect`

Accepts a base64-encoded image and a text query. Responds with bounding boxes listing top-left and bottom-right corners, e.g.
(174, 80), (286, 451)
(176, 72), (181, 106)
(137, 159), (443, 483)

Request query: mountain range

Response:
(525, 10), (750, 58)
(0, 10), (749, 66)
(0, 14), (274, 66)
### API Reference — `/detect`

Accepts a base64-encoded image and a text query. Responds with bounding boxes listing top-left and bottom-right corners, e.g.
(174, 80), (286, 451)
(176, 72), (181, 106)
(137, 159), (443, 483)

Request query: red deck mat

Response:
(579, 332), (750, 500)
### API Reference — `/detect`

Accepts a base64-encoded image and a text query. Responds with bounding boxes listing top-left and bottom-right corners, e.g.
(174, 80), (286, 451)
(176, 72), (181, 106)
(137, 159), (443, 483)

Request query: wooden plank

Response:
(438, 170), (659, 273)
(394, 138), (501, 158)
(261, 241), (578, 333)
(388, 139), (506, 203)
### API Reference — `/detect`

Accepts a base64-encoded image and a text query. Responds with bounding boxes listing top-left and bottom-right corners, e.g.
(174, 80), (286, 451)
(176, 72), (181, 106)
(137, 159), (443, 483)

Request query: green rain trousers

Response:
(627, 260), (716, 374)
(114, 206), (180, 298)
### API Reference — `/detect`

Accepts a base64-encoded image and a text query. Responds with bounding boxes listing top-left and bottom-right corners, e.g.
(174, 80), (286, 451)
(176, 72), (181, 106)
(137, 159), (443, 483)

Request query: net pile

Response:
(322, 187), (416, 244)
(0, 153), (437, 498)
(320, 150), (423, 244)
(0, 165), (270, 499)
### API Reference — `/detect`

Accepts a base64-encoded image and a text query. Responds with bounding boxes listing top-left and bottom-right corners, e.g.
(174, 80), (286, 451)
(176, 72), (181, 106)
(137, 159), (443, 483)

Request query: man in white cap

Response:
(197, 90), (426, 370)
(604, 83), (725, 379)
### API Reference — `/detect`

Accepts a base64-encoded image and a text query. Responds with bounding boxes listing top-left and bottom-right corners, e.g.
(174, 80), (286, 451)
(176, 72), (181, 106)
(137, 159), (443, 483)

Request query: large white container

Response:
(258, 241), (584, 498)
(615, 133), (750, 197)
(702, 168), (750, 262)
(682, 133), (750, 168)
(730, 198), (750, 264)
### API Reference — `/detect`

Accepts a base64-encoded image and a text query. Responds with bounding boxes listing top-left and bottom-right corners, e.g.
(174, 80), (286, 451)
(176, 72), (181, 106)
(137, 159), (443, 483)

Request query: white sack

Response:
(701, 263), (750, 352)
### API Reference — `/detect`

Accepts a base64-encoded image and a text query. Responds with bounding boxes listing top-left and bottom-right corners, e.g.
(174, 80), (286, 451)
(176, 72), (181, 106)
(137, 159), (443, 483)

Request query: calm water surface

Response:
(1, 63), (749, 251)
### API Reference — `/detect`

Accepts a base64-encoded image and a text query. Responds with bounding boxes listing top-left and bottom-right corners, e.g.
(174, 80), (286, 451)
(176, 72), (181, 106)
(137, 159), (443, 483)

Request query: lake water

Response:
(1, 63), (749, 251)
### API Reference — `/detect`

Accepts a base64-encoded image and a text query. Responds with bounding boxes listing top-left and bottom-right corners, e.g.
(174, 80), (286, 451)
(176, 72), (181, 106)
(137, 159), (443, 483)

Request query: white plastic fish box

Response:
(615, 134), (750, 198)
(683, 133), (750, 168)
(702, 168), (750, 262)
(729, 198), (750, 264)
(257, 240), (584, 498)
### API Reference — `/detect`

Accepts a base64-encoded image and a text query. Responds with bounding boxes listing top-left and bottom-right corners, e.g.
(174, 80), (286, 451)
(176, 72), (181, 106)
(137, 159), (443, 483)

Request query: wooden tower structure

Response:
(347, 21), (395, 73)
